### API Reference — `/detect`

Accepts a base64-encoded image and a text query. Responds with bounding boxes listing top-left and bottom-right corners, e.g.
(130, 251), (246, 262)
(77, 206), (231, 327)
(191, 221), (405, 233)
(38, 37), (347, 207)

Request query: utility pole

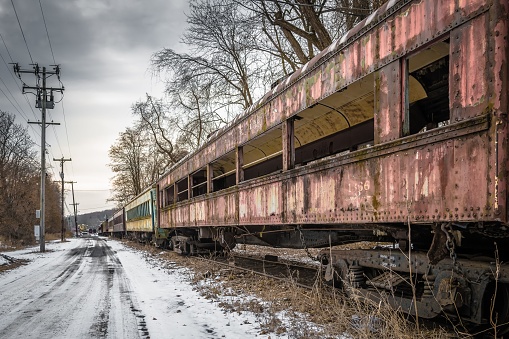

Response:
(66, 182), (78, 236)
(71, 202), (79, 237)
(14, 64), (64, 252)
(54, 157), (71, 241)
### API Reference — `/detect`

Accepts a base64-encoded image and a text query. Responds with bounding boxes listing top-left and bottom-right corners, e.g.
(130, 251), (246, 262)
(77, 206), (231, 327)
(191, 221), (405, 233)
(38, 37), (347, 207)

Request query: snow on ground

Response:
(0, 256), (8, 265)
(107, 239), (279, 338)
(0, 238), (282, 338)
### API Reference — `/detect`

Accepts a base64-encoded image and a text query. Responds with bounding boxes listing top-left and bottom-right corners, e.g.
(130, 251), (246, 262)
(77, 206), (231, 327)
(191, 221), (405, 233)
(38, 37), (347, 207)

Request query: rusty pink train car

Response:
(156, 0), (509, 326)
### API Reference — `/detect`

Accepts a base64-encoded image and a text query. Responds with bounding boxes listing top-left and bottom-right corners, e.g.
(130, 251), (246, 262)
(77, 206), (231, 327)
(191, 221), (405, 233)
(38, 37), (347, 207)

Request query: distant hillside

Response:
(77, 209), (115, 228)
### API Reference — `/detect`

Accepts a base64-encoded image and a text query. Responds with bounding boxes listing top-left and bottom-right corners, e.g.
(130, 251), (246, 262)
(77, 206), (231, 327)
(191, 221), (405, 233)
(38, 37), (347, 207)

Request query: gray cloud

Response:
(0, 0), (188, 213)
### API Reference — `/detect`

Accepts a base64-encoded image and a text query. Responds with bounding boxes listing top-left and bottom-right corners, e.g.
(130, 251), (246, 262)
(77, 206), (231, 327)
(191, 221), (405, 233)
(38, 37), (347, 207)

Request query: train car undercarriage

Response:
(158, 221), (509, 330)
(320, 247), (509, 330)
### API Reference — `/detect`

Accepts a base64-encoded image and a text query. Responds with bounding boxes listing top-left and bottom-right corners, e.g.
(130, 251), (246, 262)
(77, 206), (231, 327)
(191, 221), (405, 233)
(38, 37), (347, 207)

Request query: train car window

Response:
(211, 150), (236, 192)
(191, 168), (207, 197)
(176, 177), (189, 202)
(294, 74), (375, 166)
(243, 126), (283, 181)
(164, 184), (174, 207)
(405, 40), (450, 135)
(126, 201), (150, 221)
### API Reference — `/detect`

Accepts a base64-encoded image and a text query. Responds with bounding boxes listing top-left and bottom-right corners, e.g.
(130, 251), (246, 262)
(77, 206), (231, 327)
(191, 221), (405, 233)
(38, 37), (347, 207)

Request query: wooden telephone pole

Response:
(14, 64), (64, 252)
(54, 157), (71, 241)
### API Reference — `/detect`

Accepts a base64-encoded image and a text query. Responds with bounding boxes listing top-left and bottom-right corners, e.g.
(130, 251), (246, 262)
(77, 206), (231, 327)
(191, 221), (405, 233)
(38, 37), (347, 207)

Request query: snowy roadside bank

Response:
(108, 239), (273, 338)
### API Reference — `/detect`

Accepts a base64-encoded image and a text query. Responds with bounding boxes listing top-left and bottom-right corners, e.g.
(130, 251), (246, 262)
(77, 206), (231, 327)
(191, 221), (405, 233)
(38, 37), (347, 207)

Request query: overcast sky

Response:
(0, 0), (188, 216)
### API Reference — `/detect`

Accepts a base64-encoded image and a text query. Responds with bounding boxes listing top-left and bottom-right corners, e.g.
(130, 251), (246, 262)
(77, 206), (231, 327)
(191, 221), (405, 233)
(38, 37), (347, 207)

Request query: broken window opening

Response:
(176, 177), (189, 202)
(406, 40), (450, 136)
(164, 184), (175, 207)
(191, 168), (207, 197)
(293, 74), (375, 167)
(211, 150), (236, 192)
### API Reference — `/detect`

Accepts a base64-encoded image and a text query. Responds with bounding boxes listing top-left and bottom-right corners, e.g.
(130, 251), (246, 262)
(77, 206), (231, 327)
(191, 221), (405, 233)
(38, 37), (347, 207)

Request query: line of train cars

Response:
(99, 0), (509, 328)
(99, 188), (164, 246)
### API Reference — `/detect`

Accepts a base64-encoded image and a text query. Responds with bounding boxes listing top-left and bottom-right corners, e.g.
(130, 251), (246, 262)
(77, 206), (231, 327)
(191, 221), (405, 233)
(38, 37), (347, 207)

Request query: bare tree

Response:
(133, 95), (189, 161)
(238, 0), (383, 72)
(0, 111), (61, 244)
(108, 126), (146, 206)
(108, 124), (179, 207)
(152, 0), (264, 111)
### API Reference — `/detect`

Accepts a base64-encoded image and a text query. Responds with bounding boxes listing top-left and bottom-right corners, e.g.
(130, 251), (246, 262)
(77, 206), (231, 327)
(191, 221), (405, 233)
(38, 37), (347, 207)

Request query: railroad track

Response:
(196, 253), (321, 289)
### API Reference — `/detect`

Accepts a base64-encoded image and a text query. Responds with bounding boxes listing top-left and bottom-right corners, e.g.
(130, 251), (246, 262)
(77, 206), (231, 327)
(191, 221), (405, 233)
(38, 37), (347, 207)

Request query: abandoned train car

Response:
(124, 187), (158, 242)
(111, 208), (125, 238)
(152, 0), (509, 325)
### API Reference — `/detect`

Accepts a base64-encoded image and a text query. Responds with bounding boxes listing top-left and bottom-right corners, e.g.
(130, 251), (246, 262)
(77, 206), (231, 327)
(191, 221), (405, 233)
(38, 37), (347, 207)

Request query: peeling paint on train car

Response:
(278, 131), (491, 225)
(125, 218), (152, 233)
(375, 61), (402, 143)
(184, 192), (237, 227)
(239, 182), (282, 225)
(190, 199), (207, 227)
(174, 204), (190, 227)
(491, 1), (509, 221)
(450, 14), (489, 120)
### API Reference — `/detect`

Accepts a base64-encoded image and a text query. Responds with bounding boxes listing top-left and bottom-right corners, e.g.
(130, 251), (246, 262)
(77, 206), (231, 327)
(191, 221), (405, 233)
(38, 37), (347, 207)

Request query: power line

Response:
(60, 101), (75, 178)
(35, 3), (73, 180)
(10, 0), (34, 64)
(0, 32), (14, 63)
(38, 0), (56, 65)
(0, 45), (39, 122)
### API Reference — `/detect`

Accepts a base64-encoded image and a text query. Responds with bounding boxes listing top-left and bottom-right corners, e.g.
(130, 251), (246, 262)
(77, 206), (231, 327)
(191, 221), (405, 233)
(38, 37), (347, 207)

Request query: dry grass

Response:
(123, 240), (456, 338)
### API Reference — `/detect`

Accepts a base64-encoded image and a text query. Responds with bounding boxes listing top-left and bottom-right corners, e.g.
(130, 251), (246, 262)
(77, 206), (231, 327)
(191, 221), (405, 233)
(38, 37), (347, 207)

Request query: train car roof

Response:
(123, 185), (156, 210)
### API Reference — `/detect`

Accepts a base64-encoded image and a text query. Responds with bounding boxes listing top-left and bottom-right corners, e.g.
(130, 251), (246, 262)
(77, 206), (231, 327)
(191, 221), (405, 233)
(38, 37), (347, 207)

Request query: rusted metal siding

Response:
(174, 204), (190, 227)
(159, 191), (239, 228)
(239, 182), (282, 225)
(207, 193), (238, 226)
(450, 14), (489, 120)
(161, 114), (496, 228)
(491, 0), (509, 221)
(375, 61), (402, 143)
